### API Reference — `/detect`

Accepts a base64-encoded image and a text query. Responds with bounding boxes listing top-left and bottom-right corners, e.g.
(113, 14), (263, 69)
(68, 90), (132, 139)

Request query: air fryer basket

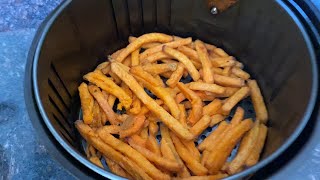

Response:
(30, 0), (318, 179)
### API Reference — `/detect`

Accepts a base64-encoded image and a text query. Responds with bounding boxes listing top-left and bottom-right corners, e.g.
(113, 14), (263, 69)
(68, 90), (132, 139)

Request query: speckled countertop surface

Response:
(0, 0), (319, 180)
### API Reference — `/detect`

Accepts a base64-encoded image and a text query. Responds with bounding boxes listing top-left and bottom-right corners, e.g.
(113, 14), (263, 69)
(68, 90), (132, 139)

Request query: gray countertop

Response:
(0, 0), (319, 180)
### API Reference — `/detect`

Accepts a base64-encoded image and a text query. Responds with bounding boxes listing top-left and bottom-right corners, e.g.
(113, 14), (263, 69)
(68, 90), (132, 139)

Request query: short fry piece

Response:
(131, 49), (140, 66)
(247, 80), (268, 123)
(111, 62), (194, 140)
(128, 138), (183, 172)
(166, 63), (185, 88)
(230, 107), (245, 127)
(198, 121), (229, 151)
(245, 124), (268, 167)
(83, 70), (132, 109)
(163, 46), (200, 81)
(222, 87), (250, 113)
(227, 121), (260, 174)
(78, 83), (94, 125)
(116, 33), (173, 62)
(213, 74), (245, 88)
(195, 40), (214, 83)
(190, 115), (211, 137)
(189, 82), (225, 94)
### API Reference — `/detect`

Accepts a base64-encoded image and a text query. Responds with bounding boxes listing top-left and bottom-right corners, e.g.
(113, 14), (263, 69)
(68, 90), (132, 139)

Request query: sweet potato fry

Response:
(203, 99), (222, 116)
(231, 67), (250, 80)
(230, 107), (245, 127)
(119, 114), (146, 138)
(111, 62), (194, 140)
(140, 37), (192, 60)
(105, 157), (132, 178)
(131, 49), (140, 66)
(245, 123), (268, 167)
(221, 87), (250, 113)
(130, 65), (163, 87)
(160, 125), (191, 177)
(205, 119), (253, 174)
(247, 80), (268, 123)
(178, 104), (188, 128)
(190, 115), (211, 137)
(210, 114), (225, 127)
(213, 74), (245, 88)
(116, 33), (173, 62)
(97, 127), (170, 179)
(211, 56), (235, 68)
(195, 40), (214, 83)
(128, 138), (182, 172)
(227, 120), (260, 174)
(166, 63), (185, 87)
(188, 82), (225, 94)
(178, 46), (199, 62)
(163, 46), (200, 81)
(142, 63), (177, 74)
(198, 121), (229, 151)
(75, 121), (152, 180)
(177, 82), (203, 125)
(171, 132), (208, 175)
(78, 83), (94, 124)
(84, 70), (132, 109)
(129, 36), (161, 49)
(88, 85), (119, 125)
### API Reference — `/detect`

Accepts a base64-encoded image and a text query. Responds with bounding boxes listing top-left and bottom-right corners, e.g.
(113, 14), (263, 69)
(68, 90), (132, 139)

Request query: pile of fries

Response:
(76, 33), (268, 180)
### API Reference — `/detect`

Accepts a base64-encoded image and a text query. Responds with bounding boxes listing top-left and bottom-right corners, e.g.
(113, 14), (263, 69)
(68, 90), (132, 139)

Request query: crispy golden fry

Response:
(213, 48), (229, 57)
(210, 114), (225, 127)
(142, 51), (172, 64)
(130, 96), (142, 114)
(211, 56), (236, 68)
(190, 115), (211, 137)
(195, 40), (214, 83)
(136, 77), (181, 119)
(213, 74), (245, 88)
(130, 65), (163, 87)
(245, 124), (268, 167)
(146, 135), (161, 156)
(89, 156), (103, 168)
(131, 49), (140, 66)
(84, 70), (132, 109)
(128, 138), (182, 172)
(173, 173), (228, 180)
(120, 115), (146, 138)
(111, 62), (193, 140)
(105, 157), (132, 178)
(116, 33), (173, 62)
(203, 99), (222, 116)
(129, 134), (147, 148)
(171, 132), (208, 176)
(230, 107), (245, 127)
(97, 125), (121, 134)
(231, 67), (250, 80)
(221, 87), (250, 113)
(160, 125), (191, 177)
(163, 46), (200, 81)
(227, 121), (260, 174)
(178, 104), (188, 128)
(97, 126), (170, 179)
(205, 119), (253, 174)
(140, 37), (192, 60)
(195, 91), (216, 101)
(88, 85), (120, 125)
(129, 36), (162, 49)
(96, 62), (110, 70)
(75, 121), (152, 180)
(188, 82), (225, 94)
(198, 121), (229, 151)
(178, 46), (199, 61)
(142, 63), (177, 74)
(181, 140), (201, 162)
(247, 80), (268, 123)
(107, 94), (116, 107)
(177, 82), (203, 126)
(78, 83), (94, 125)
(166, 63), (185, 88)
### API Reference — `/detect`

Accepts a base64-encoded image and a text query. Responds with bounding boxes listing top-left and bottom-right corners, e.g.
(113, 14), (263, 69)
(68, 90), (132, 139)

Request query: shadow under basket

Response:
(28, 0), (318, 179)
